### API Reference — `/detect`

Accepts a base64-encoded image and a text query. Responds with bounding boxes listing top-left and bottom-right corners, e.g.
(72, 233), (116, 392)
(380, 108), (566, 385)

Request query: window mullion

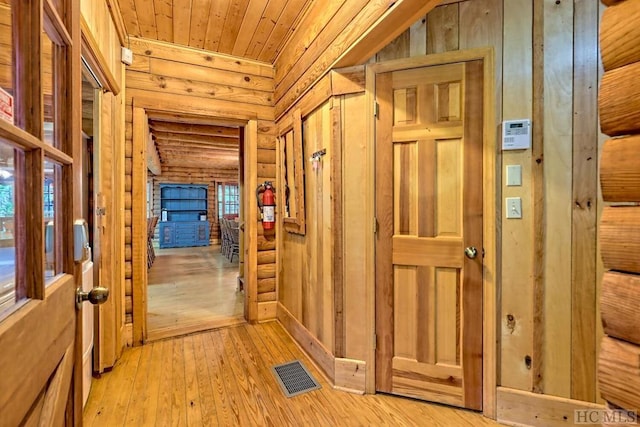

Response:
(12, 0), (44, 137)
(26, 149), (44, 299)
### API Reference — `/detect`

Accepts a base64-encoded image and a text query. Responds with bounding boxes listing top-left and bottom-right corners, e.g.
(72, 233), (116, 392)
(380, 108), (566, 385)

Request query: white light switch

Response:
(506, 165), (522, 186)
(506, 197), (522, 219)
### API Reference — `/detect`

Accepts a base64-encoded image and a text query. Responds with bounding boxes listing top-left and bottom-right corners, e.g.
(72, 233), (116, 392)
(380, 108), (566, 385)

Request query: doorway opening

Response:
(144, 116), (246, 342)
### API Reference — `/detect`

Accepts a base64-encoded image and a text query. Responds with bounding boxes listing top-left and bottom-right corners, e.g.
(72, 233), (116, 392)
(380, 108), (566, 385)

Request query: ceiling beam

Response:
(152, 131), (240, 146)
(149, 121), (240, 138)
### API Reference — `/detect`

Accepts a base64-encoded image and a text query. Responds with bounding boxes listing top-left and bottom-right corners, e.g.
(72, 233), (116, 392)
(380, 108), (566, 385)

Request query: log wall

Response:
(124, 38), (276, 338)
(597, 0), (640, 415)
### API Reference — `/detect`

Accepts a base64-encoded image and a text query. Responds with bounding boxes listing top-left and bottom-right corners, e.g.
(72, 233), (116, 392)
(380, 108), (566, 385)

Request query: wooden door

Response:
(0, 0), (83, 424)
(375, 60), (484, 410)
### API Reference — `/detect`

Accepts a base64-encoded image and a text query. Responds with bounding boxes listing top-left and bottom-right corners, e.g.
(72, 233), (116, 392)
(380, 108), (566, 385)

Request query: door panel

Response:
(0, 0), (82, 424)
(376, 60), (484, 410)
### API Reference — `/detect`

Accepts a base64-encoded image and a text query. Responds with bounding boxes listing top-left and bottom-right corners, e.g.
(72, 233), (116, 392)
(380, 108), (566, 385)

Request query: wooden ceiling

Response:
(148, 118), (240, 170)
(117, 0), (314, 63)
(117, 0), (311, 174)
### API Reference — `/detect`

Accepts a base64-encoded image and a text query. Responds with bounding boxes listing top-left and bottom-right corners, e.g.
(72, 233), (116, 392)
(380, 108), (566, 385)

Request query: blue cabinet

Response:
(159, 221), (209, 248)
(159, 184), (209, 248)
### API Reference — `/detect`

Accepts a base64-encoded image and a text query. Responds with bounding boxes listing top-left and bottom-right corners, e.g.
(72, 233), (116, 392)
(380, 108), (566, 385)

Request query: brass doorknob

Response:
(76, 287), (109, 309)
(464, 246), (478, 259)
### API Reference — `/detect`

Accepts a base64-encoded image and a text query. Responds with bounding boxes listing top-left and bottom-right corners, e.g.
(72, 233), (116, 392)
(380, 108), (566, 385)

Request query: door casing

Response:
(365, 47), (497, 417)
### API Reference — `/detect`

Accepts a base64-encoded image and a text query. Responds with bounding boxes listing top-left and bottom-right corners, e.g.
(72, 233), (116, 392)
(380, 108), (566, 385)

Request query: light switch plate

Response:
(121, 47), (133, 65)
(506, 197), (522, 219)
(506, 165), (522, 186)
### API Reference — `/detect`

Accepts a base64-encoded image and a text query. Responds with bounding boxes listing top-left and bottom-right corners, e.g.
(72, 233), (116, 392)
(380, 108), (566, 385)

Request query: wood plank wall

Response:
(378, 0), (606, 406)
(380, 1), (606, 413)
(80, 0), (123, 90)
(276, 0), (606, 412)
(280, 101), (335, 355)
(80, 1), (126, 371)
(123, 38), (276, 340)
(273, 0), (441, 119)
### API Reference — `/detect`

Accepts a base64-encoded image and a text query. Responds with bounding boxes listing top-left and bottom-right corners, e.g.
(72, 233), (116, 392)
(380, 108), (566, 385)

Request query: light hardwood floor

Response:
(84, 322), (501, 426)
(147, 245), (244, 342)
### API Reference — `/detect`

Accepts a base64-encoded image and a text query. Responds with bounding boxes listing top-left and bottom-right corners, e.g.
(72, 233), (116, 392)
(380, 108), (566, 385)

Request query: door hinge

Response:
(373, 333), (377, 350)
(373, 101), (379, 118)
(373, 217), (378, 234)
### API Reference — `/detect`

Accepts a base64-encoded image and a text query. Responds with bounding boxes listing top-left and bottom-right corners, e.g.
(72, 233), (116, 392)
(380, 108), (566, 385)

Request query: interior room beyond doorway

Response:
(147, 245), (244, 342)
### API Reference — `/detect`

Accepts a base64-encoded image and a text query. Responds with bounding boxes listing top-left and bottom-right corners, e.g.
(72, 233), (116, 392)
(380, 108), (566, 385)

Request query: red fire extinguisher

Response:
(256, 181), (276, 230)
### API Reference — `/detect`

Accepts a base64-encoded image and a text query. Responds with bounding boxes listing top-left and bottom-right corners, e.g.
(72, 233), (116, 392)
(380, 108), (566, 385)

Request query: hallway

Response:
(147, 245), (244, 342)
(83, 322), (500, 426)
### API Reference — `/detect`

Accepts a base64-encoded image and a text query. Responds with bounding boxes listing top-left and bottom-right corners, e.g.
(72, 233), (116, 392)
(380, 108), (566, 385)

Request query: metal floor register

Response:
(271, 360), (321, 397)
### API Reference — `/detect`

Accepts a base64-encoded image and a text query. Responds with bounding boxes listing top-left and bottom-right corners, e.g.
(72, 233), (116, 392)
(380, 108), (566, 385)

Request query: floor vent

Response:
(272, 360), (321, 398)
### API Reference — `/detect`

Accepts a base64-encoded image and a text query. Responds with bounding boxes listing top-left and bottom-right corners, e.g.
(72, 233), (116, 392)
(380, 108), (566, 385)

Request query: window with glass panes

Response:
(217, 183), (239, 218)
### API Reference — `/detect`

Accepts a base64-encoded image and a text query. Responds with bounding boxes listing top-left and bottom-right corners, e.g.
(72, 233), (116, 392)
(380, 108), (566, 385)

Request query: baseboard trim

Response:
(334, 358), (366, 393)
(497, 387), (604, 427)
(276, 302), (335, 382)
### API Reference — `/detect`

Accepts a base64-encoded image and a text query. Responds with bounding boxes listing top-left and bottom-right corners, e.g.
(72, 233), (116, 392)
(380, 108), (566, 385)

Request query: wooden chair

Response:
(147, 216), (159, 269)
(229, 225), (239, 263)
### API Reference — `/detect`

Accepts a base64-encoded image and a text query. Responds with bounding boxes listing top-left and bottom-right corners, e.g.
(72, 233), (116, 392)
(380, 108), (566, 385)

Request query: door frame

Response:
(365, 47), (497, 417)
(130, 93), (258, 345)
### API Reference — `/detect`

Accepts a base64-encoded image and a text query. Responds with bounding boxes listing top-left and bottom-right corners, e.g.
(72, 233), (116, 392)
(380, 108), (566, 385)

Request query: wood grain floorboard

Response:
(84, 322), (501, 426)
(147, 245), (244, 341)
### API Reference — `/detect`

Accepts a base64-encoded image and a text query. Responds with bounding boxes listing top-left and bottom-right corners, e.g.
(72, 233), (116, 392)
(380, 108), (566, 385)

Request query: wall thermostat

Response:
(502, 119), (531, 150)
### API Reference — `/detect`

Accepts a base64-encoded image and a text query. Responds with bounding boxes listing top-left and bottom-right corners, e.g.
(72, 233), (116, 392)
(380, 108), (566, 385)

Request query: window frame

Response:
(0, 0), (75, 312)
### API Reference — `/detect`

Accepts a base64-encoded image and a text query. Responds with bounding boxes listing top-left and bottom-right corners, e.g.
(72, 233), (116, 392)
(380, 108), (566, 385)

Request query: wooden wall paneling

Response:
(599, 61), (640, 137)
(132, 106), (148, 345)
(500, 0), (533, 392)
(331, 97), (344, 358)
(97, 90), (116, 368)
(274, 0), (354, 89)
(80, 0), (122, 90)
(276, 0), (441, 119)
(409, 14), (426, 57)
(571, 0), (599, 403)
(531, 0), (546, 395)
(342, 93), (369, 362)
(320, 104), (334, 353)
(245, 120), (259, 322)
(375, 31), (409, 62)
(542, 0), (574, 398)
(601, 271), (640, 345)
(459, 0), (502, 127)
(302, 108), (319, 342)
(599, 0), (640, 72)
(330, 66), (366, 96)
(104, 0), (127, 45)
(600, 206), (640, 274)
(426, 3), (459, 54)
(600, 135), (640, 202)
